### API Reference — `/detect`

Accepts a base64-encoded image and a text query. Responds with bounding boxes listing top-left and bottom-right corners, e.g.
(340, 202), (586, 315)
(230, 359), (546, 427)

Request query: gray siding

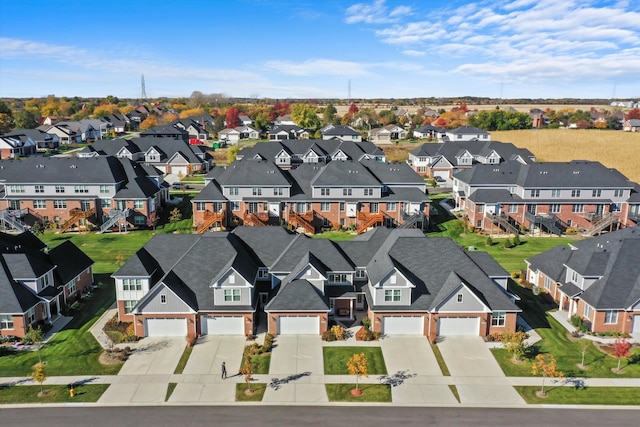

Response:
(139, 286), (192, 313)
(293, 265), (325, 293)
(437, 286), (488, 312)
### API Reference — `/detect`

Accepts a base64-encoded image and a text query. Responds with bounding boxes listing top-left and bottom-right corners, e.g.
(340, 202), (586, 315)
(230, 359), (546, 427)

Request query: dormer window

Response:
(457, 294), (463, 303)
(160, 294), (167, 304)
(571, 271), (578, 283)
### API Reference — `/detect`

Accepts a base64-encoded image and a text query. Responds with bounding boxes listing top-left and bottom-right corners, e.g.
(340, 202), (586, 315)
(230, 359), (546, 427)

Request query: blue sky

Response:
(1, 0), (639, 100)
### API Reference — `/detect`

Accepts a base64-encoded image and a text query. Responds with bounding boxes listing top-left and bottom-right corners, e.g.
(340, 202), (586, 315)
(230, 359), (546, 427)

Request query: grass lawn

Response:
(514, 386), (640, 405)
(235, 383), (267, 402)
(0, 278), (122, 377)
(173, 347), (193, 375)
(492, 314), (640, 378)
(325, 384), (391, 402)
(323, 347), (387, 375)
(240, 351), (271, 375)
(428, 218), (577, 273)
(312, 230), (357, 241)
(0, 384), (109, 404)
(165, 383), (177, 401)
(431, 344), (451, 376)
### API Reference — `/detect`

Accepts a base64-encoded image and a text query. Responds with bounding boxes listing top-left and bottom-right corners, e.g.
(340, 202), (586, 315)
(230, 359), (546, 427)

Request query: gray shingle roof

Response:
(0, 259), (41, 313)
(48, 240), (94, 285)
(0, 156), (126, 184)
(264, 280), (329, 312)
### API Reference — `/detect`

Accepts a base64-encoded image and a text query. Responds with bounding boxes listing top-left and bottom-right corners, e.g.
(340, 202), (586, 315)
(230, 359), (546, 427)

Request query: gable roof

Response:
(264, 279), (329, 312)
(48, 240), (94, 285)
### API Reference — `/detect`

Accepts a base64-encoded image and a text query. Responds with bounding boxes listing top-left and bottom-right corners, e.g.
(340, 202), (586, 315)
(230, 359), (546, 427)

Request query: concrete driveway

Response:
(437, 336), (525, 405)
(263, 335), (327, 403)
(98, 337), (185, 404)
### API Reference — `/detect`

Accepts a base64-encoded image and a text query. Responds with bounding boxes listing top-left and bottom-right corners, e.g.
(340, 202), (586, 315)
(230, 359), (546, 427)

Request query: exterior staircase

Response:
(399, 211), (424, 229)
(58, 208), (95, 233)
(289, 211), (315, 234)
(0, 209), (28, 232)
(196, 210), (225, 234)
(243, 210), (268, 227)
(524, 212), (563, 236)
(99, 209), (131, 233)
(486, 212), (520, 235)
(585, 213), (619, 236)
(356, 211), (384, 234)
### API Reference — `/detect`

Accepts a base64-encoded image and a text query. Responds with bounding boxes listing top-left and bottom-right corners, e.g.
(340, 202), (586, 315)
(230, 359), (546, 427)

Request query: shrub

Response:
(570, 315), (588, 333)
(262, 333), (274, 352)
(511, 271), (520, 279)
(321, 331), (337, 342)
(485, 236), (493, 247)
(513, 234), (521, 246)
(503, 238), (514, 249)
(361, 317), (371, 331)
(331, 325), (346, 341)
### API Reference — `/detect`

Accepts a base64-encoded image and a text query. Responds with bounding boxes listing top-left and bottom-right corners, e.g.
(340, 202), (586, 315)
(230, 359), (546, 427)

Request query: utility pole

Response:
(140, 74), (147, 103)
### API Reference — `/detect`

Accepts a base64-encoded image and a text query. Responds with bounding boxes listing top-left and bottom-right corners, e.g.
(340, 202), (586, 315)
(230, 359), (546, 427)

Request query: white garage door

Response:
(202, 316), (244, 335)
(278, 316), (319, 334)
(170, 166), (188, 176)
(433, 171), (449, 180)
(145, 318), (188, 337)
(438, 317), (480, 336)
(381, 316), (424, 335)
(632, 315), (640, 333)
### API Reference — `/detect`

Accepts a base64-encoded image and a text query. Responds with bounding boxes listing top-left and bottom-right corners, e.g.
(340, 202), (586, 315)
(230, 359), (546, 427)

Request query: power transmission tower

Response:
(140, 74), (147, 102)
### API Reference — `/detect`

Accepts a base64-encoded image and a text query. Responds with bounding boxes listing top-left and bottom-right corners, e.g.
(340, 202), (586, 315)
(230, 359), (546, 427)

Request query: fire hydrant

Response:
(69, 387), (75, 398)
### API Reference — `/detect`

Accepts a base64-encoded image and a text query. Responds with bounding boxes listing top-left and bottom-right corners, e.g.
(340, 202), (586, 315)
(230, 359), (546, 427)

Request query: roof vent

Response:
(70, 164), (77, 168)
(573, 171), (580, 174)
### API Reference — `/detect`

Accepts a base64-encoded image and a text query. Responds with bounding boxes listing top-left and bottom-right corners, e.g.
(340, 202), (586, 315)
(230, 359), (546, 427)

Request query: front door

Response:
(356, 293), (365, 310)
(259, 293), (268, 309)
(346, 203), (357, 217)
(269, 203), (280, 217)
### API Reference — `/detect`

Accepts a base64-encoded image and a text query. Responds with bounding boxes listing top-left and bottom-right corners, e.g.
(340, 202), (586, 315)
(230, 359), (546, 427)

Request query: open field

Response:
(331, 104), (615, 115)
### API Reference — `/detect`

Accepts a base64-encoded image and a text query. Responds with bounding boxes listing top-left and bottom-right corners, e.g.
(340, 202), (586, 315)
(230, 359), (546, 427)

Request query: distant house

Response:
(623, 119), (640, 132)
(320, 125), (362, 142)
(218, 125), (261, 144)
(171, 119), (209, 142)
(0, 135), (37, 159)
(238, 115), (253, 126)
(413, 124), (446, 140)
(140, 125), (189, 142)
(442, 126), (491, 142)
(274, 114), (296, 126)
(368, 124), (406, 143)
(3, 129), (59, 150)
(37, 124), (81, 145)
(0, 232), (94, 338)
(268, 125), (309, 140)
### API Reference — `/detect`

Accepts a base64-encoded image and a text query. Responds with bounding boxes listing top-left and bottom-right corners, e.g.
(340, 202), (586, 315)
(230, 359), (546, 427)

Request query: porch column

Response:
(567, 298), (574, 320)
(349, 299), (354, 320)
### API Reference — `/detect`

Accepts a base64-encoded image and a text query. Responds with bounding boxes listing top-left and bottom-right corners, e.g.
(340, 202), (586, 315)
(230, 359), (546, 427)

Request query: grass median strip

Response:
(432, 344), (451, 376)
(514, 386), (640, 405)
(323, 347), (387, 375)
(325, 384), (391, 402)
(165, 383), (177, 402)
(173, 347), (193, 375)
(0, 384), (109, 404)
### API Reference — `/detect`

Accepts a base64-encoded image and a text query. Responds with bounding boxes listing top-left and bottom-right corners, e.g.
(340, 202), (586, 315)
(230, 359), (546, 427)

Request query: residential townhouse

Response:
(140, 125), (189, 142)
(0, 231), (94, 338)
(37, 124), (81, 145)
(0, 135), (37, 159)
(526, 226), (640, 334)
(3, 129), (59, 151)
(0, 156), (167, 233)
(171, 118), (210, 143)
(407, 141), (535, 179)
(452, 160), (638, 236)
(320, 125), (362, 142)
(113, 226), (520, 340)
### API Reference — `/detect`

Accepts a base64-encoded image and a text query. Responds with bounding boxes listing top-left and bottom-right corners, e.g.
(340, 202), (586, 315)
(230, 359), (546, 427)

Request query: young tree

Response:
(146, 212), (158, 230)
(241, 356), (254, 392)
(578, 339), (591, 368)
(322, 103), (337, 125)
(31, 362), (47, 396)
(225, 107), (241, 128)
(531, 354), (563, 396)
(501, 331), (527, 361)
(169, 208), (182, 224)
(227, 145), (239, 164)
(347, 353), (368, 393)
(139, 115), (158, 130)
(0, 101), (15, 133)
(613, 338), (631, 372)
(31, 221), (45, 235)
(24, 326), (45, 364)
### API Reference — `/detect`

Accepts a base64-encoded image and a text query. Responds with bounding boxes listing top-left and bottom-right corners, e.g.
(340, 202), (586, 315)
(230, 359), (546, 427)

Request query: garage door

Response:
(438, 317), (480, 336)
(278, 316), (319, 334)
(171, 166), (188, 176)
(202, 316), (244, 335)
(145, 318), (188, 337)
(381, 316), (424, 335)
(633, 315), (640, 333)
(433, 171), (449, 180)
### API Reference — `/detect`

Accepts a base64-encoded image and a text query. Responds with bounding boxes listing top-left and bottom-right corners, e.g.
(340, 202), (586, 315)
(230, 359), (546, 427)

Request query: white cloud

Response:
(263, 59), (372, 77)
(402, 49), (426, 57)
(345, 0), (411, 24)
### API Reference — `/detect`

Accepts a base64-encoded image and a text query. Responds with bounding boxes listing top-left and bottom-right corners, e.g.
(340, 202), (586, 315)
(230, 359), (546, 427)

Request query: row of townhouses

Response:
(0, 231), (94, 338)
(192, 140), (430, 234)
(113, 226), (520, 341)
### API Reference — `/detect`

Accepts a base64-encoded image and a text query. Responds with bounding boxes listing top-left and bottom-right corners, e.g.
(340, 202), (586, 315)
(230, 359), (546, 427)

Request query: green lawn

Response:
(515, 386), (640, 405)
(492, 314), (640, 378)
(323, 347), (387, 375)
(173, 347), (193, 375)
(0, 279), (122, 377)
(0, 384), (109, 404)
(429, 218), (577, 273)
(165, 383), (177, 401)
(235, 383), (267, 402)
(312, 230), (357, 241)
(432, 344), (451, 376)
(325, 384), (391, 402)
(241, 351), (271, 375)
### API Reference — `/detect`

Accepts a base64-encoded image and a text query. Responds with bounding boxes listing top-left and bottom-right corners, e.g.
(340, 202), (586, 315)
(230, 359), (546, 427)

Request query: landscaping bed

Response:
(235, 383), (267, 402)
(0, 384), (109, 404)
(325, 384), (391, 402)
(514, 386), (640, 405)
(323, 347), (387, 375)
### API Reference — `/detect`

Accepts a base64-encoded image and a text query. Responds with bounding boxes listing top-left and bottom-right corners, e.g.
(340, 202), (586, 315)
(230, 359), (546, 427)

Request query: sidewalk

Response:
(549, 310), (640, 344)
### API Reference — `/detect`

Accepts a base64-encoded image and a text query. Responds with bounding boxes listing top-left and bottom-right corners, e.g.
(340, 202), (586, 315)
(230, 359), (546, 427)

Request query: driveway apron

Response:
(437, 336), (525, 405)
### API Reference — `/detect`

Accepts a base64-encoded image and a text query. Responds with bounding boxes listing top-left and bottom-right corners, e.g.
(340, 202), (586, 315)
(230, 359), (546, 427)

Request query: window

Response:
(571, 271), (578, 283)
(228, 275), (235, 284)
(583, 304), (592, 319)
(614, 189), (624, 197)
(26, 307), (36, 324)
(339, 202), (345, 211)
(476, 204), (484, 213)
(550, 204), (561, 213)
(508, 204), (518, 213)
(101, 199), (111, 208)
(55, 185), (65, 193)
(592, 189), (601, 197)
(160, 294), (167, 304)
(604, 310), (618, 324)
(134, 200), (144, 209)
(572, 204), (584, 213)
(100, 185), (110, 194)
(252, 187), (262, 196)
(530, 189), (540, 198)
(122, 279), (143, 291)
(343, 188), (352, 196)
(544, 276), (552, 290)
(34, 185), (44, 193)
(364, 188), (373, 196)
(457, 294), (463, 303)
(227, 201), (239, 211)
(571, 189), (581, 197)
(9, 185), (25, 194)
(258, 269), (269, 279)
(384, 290), (401, 302)
(320, 188), (330, 196)
(551, 189), (561, 198)
(0, 314), (14, 329)
(67, 278), (76, 295)
(491, 312), (506, 326)
(134, 216), (145, 225)
(321, 202), (331, 212)
(273, 187), (283, 196)
(370, 202), (379, 213)
(329, 273), (348, 283)
(196, 202), (206, 212)
(355, 269), (366, 279)
(74, 185), (89, 193)
(229, 187), (238, 196)
(224, 289), (241, 302)
(33, 200), (46, 209)
(124, 300), (137, 314)
(386, 202), (396, 211)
